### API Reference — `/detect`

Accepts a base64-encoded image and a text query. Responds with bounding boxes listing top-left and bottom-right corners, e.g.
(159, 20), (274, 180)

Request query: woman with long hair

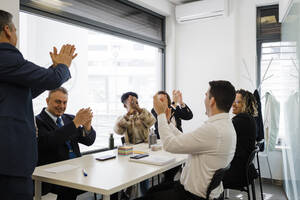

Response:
(223, 89), (258, 188)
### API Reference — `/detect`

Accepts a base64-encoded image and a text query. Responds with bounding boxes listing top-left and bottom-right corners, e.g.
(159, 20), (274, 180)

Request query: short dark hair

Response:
(157, 91), (171, 106)
(121, 92), (138, 104)
(208, 80), (235, 112)
(48, 87), (68, 98)
(0, 10), (13, 32)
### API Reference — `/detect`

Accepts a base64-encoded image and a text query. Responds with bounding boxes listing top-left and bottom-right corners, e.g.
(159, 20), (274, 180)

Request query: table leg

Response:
(103, 195), (110, 200)
(34, 180), (42, 200)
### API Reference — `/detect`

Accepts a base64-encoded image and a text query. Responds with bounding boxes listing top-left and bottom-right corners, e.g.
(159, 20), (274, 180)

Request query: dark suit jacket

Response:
(151, 104), (193, 139)
(0, 42), (71, 177)
(36, 108), (96, 166)
(36, 108), (96, 195)
(223, 113), (258, 188)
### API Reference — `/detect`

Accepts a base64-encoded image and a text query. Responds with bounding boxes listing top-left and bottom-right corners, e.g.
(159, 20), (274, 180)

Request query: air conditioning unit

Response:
(175, 0), (229, 23)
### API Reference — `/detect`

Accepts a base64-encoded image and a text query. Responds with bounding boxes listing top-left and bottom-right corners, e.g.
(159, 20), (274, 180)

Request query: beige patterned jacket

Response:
(114, 108), (156, 144)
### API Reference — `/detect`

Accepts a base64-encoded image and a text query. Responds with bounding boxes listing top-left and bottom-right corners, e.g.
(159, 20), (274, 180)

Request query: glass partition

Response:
(281, 0), (300, 199)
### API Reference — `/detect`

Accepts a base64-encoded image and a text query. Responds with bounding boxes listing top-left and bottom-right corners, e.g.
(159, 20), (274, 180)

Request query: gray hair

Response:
(0, 10), (13, 33)
(48, 87), (68, 98)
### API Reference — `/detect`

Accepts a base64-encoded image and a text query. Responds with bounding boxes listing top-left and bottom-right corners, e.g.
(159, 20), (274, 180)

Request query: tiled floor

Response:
(226, 180), (287, 200)
(41, 180), (287, 200)
(41, 192), (98, 200)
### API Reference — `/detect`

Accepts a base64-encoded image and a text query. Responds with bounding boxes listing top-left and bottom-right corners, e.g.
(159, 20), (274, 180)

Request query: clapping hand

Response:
(82, 112), (93, 132)
(50, 44), (78, 67)
(153, 94), (168, 115)
(73, 108), (93, 128)
(166, 107), (172, 123)
(127, 96), (141, 115)
(172, 90), (184, 106)
(130, 96), (140, 110)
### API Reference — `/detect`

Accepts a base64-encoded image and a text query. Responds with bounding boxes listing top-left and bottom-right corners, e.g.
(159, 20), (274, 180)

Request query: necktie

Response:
(56, 117), (63, 128)
(56, 117), (76, 159)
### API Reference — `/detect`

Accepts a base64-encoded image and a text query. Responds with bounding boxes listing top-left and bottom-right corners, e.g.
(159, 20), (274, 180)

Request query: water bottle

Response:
(148, 128), (157, 148)
(109, 133), (114, 149)
(151, 128), (157, 145)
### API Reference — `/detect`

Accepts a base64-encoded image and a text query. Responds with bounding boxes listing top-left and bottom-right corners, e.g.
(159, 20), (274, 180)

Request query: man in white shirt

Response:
(136, 80), (237, 200)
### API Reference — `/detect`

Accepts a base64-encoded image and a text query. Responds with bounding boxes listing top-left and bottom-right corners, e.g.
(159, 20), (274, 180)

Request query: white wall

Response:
(236, 0), (257, 90)
(2, 0), (19, 26)
(129, 0), (173, 16)
(175, 0), (239, 131)
(2, 0), (20, 47)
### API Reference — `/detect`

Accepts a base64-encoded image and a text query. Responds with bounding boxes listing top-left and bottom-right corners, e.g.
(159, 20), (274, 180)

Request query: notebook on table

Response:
(129, 155), (175, 166)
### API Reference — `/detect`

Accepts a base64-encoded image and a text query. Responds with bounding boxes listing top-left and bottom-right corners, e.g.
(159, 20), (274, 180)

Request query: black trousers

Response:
(163, 165), (182, 183)
(52, 185), (85, 200)
(0, 174), (33, 200)
(134, 181), (204, 200)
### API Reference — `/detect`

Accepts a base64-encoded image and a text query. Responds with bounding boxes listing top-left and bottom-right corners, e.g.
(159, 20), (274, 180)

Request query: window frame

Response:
(256, 5), (281, 89)
(20, 0), (166, 48)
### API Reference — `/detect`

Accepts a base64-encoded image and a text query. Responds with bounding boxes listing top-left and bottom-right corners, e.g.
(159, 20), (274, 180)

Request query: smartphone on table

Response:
(130, 154), (149, 159)
(96, 155), (116, 161)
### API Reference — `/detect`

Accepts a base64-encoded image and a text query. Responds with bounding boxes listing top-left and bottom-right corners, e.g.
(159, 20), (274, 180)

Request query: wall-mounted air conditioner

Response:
(175, 0), (229, 23)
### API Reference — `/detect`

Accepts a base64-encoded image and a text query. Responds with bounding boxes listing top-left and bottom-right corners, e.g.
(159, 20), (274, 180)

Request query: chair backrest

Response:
(206, 164), (231, 200)
(245, 146), (260, 185)
(256, 139), (265, 152)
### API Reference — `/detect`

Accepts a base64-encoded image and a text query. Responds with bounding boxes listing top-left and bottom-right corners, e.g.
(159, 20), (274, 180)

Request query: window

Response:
(19, 12), (163, 152)
(259, 41), (298, 141)
(257, 5), (298, 143)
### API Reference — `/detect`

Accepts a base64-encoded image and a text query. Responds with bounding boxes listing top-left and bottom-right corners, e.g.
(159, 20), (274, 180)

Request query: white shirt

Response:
(45, 109), (64, 126)
(264, 92), (280, 151)
(158, 113), (236, 199)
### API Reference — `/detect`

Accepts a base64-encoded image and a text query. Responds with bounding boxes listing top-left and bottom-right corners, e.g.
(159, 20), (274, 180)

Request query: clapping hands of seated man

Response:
(73, 108), (93, 131)
(126, 95), (143, 115)
(50, 44), (78, 67)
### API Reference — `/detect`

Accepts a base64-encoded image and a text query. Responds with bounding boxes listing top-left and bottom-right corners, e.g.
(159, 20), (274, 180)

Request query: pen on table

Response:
(82, 169), (88, 177)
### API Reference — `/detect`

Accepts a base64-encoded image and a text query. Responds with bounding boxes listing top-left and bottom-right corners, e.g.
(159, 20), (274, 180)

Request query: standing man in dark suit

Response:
(0, 10), (77, 200)
(151, 90), (193, 183)
(36, 87), (96, 200)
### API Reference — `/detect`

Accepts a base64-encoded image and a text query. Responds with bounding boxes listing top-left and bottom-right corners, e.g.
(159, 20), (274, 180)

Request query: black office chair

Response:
(199, 164), (230, 200)
(255, 140), (265, 200)
(225, 146), (260, 200)
(245, 146), (260, 200)
(256, 139), (264, 152)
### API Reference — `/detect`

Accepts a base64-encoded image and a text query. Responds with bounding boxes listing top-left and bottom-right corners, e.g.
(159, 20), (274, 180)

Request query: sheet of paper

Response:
(44, 164), (78, 173)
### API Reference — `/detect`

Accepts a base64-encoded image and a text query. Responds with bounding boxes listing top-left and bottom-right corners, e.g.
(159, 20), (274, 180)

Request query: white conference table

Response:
(33, 142), (187, 200)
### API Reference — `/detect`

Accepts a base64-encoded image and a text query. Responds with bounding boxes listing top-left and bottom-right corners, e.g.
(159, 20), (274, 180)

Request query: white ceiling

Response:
(168, 0), (199, 5)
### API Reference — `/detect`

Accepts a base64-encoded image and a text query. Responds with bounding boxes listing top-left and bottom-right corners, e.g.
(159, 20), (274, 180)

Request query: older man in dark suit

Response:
(0, 10), (77, 200)
(36, 87), (96, 200)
